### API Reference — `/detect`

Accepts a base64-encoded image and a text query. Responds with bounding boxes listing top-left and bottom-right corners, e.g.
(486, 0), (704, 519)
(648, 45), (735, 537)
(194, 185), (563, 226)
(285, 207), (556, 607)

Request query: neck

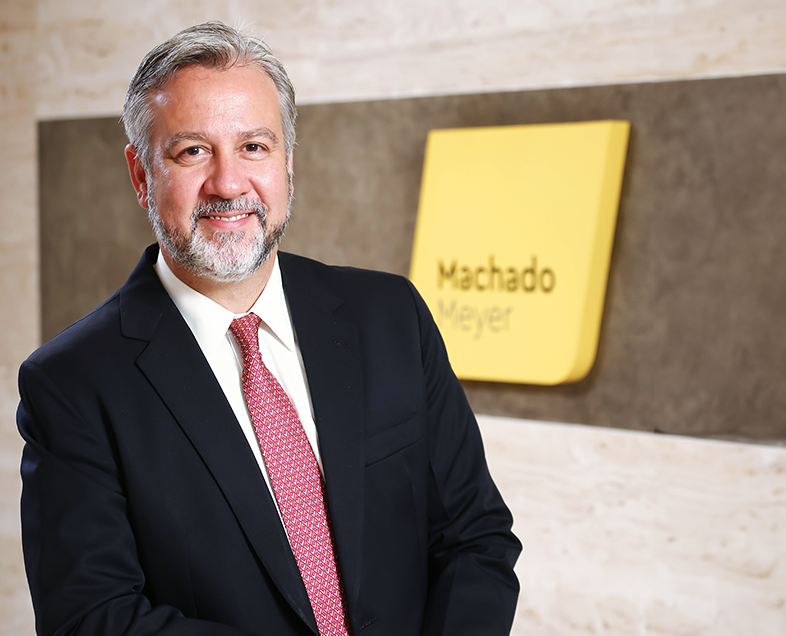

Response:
(161, 246), (278, 314)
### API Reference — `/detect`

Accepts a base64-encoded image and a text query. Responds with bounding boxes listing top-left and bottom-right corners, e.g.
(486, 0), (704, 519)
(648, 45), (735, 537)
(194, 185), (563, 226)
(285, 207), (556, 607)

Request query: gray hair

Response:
(121, 22), (296, 170)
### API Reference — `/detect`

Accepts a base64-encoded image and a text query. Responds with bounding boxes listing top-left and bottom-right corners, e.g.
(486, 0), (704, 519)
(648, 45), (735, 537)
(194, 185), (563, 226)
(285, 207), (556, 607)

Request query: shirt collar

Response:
(154, 251), (295, 352)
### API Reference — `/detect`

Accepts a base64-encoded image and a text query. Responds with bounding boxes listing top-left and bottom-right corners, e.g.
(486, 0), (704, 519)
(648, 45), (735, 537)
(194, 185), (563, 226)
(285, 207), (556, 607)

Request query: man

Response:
(18, 22), (520, 636)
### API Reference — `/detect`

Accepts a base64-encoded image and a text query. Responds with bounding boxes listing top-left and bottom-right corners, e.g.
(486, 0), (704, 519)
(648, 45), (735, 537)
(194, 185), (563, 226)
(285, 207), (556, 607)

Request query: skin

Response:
(125, 64), (294, 313)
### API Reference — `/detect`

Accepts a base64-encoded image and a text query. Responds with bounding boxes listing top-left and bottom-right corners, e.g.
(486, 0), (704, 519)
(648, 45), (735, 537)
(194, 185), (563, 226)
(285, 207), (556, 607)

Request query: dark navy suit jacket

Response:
(18, 245), (520, 636)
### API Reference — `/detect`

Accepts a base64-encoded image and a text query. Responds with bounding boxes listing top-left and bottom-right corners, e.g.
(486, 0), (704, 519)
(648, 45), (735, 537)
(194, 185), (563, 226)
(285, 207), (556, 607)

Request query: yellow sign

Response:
(409, 120), (630, 384)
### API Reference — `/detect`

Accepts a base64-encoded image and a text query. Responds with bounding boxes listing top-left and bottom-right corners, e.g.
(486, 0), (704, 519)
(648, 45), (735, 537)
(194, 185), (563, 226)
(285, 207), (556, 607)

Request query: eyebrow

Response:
(164, 128), (280, 154)
(243, 128), (280, 146)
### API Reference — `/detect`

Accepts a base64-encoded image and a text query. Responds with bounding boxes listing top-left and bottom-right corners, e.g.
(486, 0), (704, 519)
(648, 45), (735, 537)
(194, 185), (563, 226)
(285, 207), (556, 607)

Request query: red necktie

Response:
(230, 314), (351, 636)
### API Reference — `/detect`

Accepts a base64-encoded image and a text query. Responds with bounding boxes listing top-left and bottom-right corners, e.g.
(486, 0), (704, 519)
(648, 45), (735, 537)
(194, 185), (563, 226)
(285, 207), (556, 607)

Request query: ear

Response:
(125, 144), (150, 209)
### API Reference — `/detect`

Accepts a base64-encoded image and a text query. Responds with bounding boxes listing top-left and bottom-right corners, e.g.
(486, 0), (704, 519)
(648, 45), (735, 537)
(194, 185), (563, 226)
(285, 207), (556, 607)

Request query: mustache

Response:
(192, 197), (268, 222)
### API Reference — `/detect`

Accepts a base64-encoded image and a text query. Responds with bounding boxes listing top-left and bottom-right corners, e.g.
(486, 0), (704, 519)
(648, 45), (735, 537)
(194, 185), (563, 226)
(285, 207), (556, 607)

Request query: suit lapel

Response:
(280, 254), (366, 612)
(120, 246), (319, 634)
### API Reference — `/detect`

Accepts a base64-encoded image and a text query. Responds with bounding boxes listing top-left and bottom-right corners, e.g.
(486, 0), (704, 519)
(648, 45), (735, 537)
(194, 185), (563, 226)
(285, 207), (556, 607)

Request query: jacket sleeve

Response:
(18, 359), (257, 636)
(405, 282), (522, 635)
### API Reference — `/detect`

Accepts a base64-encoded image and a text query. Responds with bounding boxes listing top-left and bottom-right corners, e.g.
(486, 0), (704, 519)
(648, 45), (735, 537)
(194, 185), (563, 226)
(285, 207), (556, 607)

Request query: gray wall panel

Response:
(39, 74), (786, 442)
(39, 117), (154, 341)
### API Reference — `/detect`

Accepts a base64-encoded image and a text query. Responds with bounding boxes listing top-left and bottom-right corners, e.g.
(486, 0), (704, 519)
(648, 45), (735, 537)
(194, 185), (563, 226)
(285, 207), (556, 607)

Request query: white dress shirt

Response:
(154, 253), (323, 507)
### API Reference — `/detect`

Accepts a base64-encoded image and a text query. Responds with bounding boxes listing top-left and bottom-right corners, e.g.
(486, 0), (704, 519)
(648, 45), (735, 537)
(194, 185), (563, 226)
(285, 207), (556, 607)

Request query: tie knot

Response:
(230, 313), (262, 357)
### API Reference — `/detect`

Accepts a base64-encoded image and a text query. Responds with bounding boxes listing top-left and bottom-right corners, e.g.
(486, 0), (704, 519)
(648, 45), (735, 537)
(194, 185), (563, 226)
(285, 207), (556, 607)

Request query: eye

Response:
(174, 145), (208, 163)
(244, 143), (266, 153)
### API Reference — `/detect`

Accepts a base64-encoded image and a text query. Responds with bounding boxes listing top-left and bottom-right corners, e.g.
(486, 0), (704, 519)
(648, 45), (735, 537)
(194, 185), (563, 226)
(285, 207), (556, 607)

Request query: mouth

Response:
(201, 212), (253, 223)
(191, 197), (268, 234)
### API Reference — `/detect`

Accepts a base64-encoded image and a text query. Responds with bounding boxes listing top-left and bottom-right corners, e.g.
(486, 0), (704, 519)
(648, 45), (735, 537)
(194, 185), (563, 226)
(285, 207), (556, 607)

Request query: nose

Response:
(202, 151), (251, 200)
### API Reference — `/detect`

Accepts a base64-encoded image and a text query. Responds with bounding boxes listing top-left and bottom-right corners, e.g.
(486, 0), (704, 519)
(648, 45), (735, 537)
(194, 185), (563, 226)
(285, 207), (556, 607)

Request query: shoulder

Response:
(277, 252), (439, 358)
(278, 252), (423, 312)
(279, 252), (411, 291)
(25, 292), (124, 371)
(24, 245), (166, 377)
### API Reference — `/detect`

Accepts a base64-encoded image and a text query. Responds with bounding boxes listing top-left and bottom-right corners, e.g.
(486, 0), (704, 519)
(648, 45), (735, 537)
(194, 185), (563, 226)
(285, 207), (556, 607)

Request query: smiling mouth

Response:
(192, 196), (268, 230)
(202, 213), (252, 222)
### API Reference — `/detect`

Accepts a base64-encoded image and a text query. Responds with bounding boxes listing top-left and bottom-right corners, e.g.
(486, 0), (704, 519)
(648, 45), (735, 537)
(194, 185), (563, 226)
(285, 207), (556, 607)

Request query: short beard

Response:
(147, 194), (290, 283)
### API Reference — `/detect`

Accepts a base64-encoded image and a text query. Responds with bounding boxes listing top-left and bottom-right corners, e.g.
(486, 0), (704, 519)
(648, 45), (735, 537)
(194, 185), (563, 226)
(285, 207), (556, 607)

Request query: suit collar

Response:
(118, 244), (170, 342)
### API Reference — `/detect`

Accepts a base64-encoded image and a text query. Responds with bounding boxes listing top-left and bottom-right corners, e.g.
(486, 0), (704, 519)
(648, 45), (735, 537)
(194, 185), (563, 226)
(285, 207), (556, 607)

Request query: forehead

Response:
(149, 64), (282, 138)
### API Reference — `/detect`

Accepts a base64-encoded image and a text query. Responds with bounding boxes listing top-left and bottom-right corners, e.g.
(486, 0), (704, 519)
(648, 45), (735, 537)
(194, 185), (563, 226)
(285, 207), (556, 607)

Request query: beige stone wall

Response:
(1, 0), (38, 632)
(4, 1), (786, 634)
(34, 0), (786, 119)
(480, 416), (786, 635)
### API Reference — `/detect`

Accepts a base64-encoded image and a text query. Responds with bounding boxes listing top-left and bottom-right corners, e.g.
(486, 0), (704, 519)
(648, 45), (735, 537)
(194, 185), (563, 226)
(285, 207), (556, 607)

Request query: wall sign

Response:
(409, 120), (630, 384)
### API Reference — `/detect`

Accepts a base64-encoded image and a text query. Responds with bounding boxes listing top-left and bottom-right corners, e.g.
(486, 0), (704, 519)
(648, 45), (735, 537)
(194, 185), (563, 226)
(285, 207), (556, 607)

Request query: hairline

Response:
(121, 24), (296, 172)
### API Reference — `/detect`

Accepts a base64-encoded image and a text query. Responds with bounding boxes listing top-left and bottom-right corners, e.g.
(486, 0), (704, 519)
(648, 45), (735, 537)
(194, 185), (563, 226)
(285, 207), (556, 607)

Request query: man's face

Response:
(127, 64), (293, 282)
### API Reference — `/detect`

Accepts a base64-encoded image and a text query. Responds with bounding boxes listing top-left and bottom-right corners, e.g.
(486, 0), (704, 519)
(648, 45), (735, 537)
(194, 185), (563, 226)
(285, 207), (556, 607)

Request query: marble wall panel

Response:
(478, 415), (786, 636)
(35, 0), (786, 120)
(0, 2), (40, 408)
(0, 0), (39, 633)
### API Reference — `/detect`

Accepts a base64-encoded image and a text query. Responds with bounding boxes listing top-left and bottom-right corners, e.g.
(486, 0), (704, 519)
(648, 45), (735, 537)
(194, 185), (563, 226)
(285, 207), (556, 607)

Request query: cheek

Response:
(254, 167), (291, 203)
(153, 174), (200, 218)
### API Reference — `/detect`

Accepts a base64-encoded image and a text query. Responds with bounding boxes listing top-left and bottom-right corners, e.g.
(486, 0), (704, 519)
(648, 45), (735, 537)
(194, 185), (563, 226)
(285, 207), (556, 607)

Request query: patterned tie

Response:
(230, 314), (350, 636)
